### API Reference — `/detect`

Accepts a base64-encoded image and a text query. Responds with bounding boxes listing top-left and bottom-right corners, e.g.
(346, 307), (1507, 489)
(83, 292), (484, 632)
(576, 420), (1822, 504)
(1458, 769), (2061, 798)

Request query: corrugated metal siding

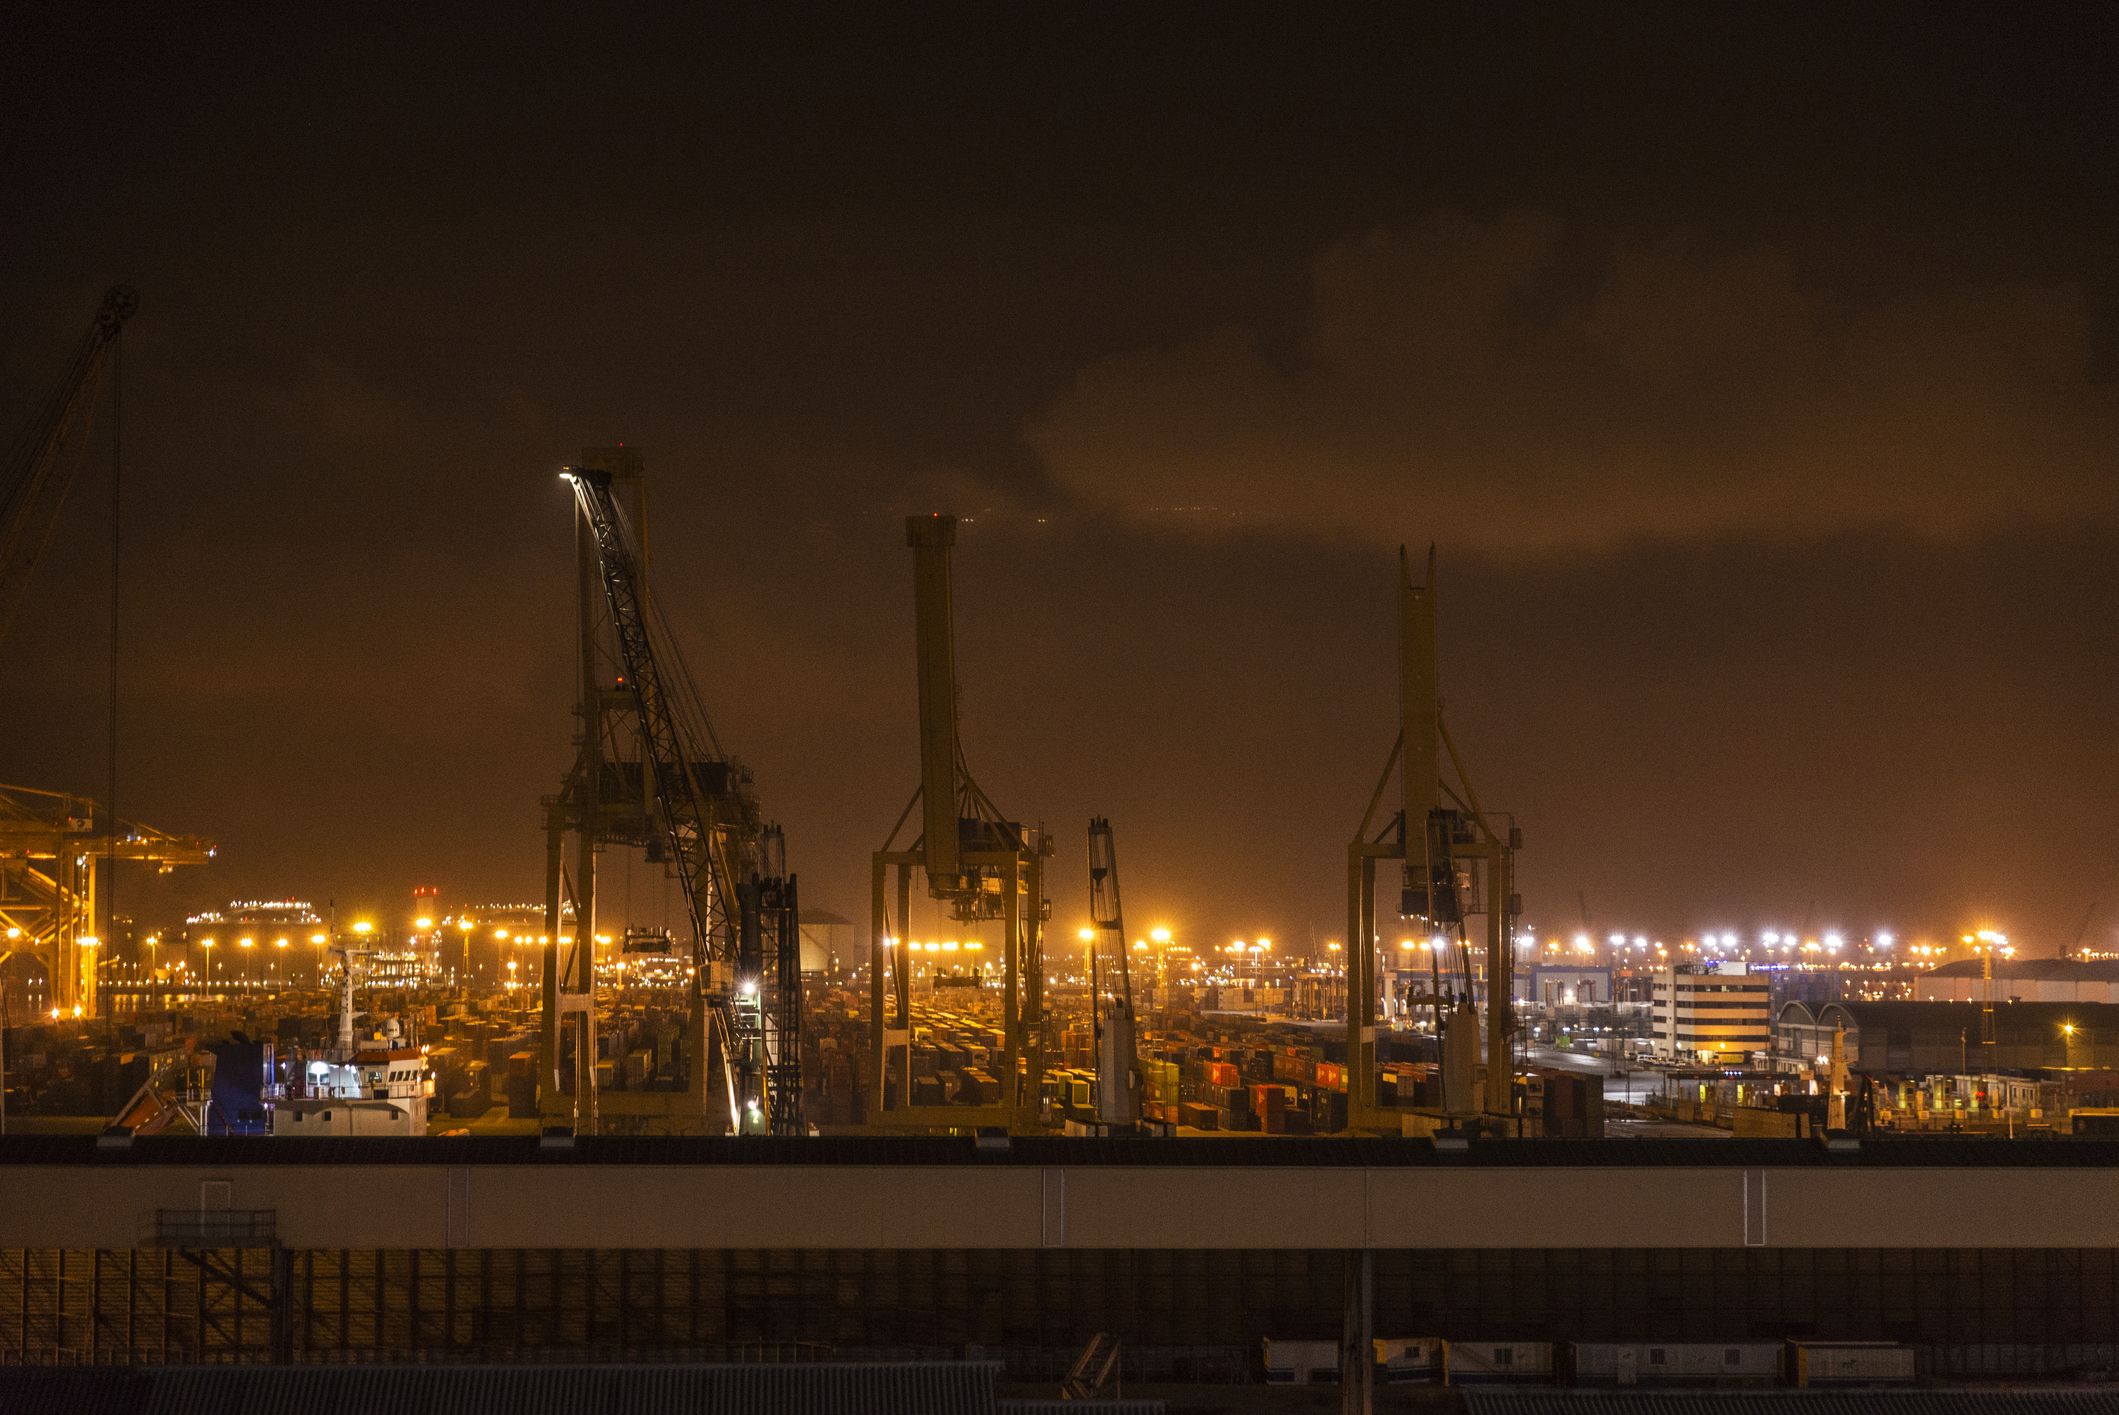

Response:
(1463, 1392), (2119, 1415)
(0, 1361), (1003, 1415)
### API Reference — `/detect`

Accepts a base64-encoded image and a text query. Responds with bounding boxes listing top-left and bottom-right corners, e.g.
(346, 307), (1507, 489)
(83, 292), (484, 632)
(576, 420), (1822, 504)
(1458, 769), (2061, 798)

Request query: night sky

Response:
(4, 10), (2115, 953)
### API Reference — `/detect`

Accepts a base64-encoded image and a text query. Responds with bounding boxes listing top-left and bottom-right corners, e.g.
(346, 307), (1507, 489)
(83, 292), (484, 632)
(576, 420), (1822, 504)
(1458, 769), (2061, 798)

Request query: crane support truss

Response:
(544, 456), (801, 1135)
(1345, 548), (1519, 1134)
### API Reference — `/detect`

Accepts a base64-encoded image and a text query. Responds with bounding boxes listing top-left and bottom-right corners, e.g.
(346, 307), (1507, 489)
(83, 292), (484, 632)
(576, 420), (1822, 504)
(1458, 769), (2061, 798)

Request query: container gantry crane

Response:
(0, 783), (212, 1017)
(870, 512), (1049, 1132)
(0, 287), (213, 1018)
(1085, 816), (1141, 1128)
(544, 453), (801, 1135)
(1345, 547), (1521, 1132)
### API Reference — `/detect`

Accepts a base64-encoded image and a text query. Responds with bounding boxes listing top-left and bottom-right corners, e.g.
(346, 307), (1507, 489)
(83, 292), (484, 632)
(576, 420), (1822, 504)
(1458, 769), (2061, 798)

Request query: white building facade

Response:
(1651, 962), (1771, 1063)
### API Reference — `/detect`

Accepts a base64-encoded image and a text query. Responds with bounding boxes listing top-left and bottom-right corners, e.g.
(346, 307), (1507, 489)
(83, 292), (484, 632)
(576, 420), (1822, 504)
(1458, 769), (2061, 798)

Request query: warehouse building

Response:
(1519, 966), (1612, 1008)
(1774, 999), (2119, 1074)
(1917, 958), (2119, 1004)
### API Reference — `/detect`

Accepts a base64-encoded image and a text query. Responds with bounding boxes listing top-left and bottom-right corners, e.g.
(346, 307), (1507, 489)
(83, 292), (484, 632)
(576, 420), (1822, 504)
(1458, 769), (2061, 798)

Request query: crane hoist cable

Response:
(105, 312), (124, 953)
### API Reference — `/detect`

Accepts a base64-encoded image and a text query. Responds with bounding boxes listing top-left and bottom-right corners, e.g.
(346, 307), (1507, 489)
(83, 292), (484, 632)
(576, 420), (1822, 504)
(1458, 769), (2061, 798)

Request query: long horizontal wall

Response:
(4, 1138), (2119, 1250)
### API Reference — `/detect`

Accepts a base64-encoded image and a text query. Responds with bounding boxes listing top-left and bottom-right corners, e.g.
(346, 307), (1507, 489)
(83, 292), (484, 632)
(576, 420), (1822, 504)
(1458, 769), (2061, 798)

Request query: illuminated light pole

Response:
(76, 935), (100, 1017)
(199, 936), (216, 983)
(1969, 929), (2009, 1055)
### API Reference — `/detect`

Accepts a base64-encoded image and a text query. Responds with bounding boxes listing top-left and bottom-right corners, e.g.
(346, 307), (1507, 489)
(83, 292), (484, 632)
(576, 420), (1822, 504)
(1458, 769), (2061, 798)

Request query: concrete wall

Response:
(7, 1159), (2119, 1251)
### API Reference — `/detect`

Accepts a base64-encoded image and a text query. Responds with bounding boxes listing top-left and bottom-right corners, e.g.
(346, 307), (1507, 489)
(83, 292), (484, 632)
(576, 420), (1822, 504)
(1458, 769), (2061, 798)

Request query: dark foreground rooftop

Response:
(1464, 1393), (2119, 1415)
(0, 1361), (1165, 1415)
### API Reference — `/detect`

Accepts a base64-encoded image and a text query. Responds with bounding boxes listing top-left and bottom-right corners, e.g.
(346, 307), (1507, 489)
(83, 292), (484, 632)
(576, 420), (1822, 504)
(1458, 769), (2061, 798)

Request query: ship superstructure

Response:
(269, 947), (430, 1135)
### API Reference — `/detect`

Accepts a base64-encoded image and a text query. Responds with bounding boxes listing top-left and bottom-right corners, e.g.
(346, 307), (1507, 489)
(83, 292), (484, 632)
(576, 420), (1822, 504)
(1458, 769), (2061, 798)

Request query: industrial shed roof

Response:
(1925, 958), (2119, 982)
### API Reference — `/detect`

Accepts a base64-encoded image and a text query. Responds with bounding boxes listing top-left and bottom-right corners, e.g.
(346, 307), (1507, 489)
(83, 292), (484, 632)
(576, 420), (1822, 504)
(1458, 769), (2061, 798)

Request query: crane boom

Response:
(1086, 817), (1140, 1126)
(561, 464), (798, 1132)
(0, 286), (136, 652)
(566, 466), (735, 966)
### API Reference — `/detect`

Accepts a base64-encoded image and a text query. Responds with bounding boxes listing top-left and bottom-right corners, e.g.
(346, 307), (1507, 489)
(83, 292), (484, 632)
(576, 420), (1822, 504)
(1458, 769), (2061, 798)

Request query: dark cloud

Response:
(1, 10), (2115, 949)
(1032, 213), (2119, 551)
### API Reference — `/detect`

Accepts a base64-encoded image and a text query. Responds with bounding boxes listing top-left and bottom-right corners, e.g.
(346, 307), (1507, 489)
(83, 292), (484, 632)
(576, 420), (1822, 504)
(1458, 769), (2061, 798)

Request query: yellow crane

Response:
(869, 513), (1049, 1132)
(0, 288), (212, 1016)
(0, 785), (212, 1017)
(1345, 548), (1521, 1132)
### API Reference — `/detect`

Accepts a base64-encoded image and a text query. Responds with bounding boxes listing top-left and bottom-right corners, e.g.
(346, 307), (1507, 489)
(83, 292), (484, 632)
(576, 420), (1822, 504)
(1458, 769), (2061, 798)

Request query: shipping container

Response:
(1571, 1342), (1779, 1384)
(1177, 1101), (1219, 1131)
(1262, 1339), (1339, 1385)
(1373, 1337), (1443, 1383)
(1791, 1341), (1916, 1386)
(1445, 1341), (1553, 1384)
